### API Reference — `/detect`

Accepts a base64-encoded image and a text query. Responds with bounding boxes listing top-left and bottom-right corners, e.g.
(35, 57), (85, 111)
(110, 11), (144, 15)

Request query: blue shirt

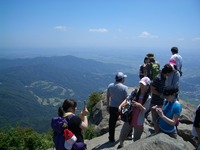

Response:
(158, 99), (182, 133)
(107, 82), (128, 108)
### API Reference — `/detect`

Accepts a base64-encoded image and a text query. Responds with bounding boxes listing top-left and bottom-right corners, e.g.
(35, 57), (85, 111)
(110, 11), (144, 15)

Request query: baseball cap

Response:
(115, 72), (127, 80)
(139, 77), (151, 86)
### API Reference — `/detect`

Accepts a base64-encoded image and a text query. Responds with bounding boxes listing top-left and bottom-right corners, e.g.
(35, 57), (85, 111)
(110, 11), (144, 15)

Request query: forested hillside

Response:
(0, 55), (135, 132)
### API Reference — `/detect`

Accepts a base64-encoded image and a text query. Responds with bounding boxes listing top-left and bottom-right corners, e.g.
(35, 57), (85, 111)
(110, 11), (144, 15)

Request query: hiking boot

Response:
(109, 139), (115, 143)
(117, 145), (123, 149)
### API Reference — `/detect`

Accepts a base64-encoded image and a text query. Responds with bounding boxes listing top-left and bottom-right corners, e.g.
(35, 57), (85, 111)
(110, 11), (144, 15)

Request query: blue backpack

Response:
(51, 114), (74, 150)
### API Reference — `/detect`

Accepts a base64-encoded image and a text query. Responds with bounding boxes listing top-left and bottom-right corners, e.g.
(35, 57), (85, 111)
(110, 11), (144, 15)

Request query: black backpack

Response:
(120, 102), (132, 123)
(120, 89), (137, 123)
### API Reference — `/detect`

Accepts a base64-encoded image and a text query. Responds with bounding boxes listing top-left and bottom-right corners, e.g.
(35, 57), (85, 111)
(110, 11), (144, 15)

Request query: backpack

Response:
(151, 63), (160, 80)
(51, 114), (77, 150)
(120, 101), (132, 123)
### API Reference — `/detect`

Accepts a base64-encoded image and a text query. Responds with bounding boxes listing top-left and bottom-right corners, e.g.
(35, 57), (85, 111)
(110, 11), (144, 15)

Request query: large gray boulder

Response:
(124, 133), (195, 150)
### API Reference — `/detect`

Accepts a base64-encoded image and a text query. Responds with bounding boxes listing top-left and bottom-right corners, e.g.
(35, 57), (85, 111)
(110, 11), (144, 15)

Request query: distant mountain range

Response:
(0, 54), (199, 132)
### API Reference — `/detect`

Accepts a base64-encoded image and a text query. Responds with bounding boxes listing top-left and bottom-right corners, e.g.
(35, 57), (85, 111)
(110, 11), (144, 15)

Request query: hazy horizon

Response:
(1, 47), (200, 77)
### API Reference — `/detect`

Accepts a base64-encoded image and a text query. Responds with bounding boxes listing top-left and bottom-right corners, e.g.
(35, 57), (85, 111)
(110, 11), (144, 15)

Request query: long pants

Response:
(119, 122), (143, 142)
(108, 107), (119, 141)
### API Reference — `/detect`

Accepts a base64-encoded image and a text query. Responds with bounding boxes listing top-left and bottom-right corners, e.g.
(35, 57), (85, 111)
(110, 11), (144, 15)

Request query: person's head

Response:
(161, 64), (173, 77)
(144, 56), (149, 64)
(139, 77), (151, 92)
(171, 47), (178, 54)
(115, 72), (127, 82)
(136, 77), (151, 104)
(58, 99), (77, 117)
(149, 57), (155, 63)
(163, 89), (179, 102)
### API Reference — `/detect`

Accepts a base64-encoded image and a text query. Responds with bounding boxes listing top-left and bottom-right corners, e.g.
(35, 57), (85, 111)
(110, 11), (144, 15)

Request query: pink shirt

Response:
(131, 96), (144, 128)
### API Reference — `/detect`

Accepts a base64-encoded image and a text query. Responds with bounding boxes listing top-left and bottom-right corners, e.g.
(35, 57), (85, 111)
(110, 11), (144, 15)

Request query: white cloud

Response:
(192, 37), (200, 41)
(139, 31), (150, 38)
(89, 28), (108, 33)
(54, 26), (68, 31)
(139, 31), (158, 38)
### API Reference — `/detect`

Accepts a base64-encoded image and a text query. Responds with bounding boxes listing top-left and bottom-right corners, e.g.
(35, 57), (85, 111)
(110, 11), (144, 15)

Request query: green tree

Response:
(0, 126), (53, 150)
(87, 92), (102, 113)
(83, 124), (100, 140)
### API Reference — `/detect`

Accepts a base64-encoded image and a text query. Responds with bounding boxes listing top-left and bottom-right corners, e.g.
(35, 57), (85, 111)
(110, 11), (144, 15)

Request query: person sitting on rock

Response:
(153, 89), (182, 139)
(117, 77), (151, 149)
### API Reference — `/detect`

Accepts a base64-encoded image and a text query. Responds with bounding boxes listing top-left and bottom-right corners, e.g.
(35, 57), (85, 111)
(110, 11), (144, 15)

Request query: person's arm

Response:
(133, 102), (146, 111)
(106, 94), (110, 113)
(156, 108), (179, 126)
(151, 85), (162, 97)
(80, 107), (88, 129)
(118, 99), (127, 111)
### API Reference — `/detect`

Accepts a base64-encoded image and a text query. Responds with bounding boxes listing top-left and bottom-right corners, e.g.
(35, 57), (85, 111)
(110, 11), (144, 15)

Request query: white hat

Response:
(139, 77), (151, 86)
(115, 72), (127, 80)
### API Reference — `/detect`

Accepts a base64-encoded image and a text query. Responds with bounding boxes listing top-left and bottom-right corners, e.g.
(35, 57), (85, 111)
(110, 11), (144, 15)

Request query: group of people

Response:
(53, 46), (199, 150)
(106, 47), (199, 150)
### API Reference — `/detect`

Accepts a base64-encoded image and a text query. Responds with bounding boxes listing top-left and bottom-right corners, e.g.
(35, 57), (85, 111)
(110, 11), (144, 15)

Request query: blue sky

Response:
(1, 0), (200, 52)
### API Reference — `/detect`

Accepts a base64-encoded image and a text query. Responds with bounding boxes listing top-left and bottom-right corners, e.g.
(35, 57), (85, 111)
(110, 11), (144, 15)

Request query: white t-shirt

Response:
(170, 54), (183, 71)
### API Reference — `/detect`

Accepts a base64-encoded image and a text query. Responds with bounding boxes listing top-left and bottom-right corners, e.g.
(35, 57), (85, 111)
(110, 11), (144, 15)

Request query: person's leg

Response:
(167, 130), (177, 139)
(133, 127), (144, 141)
(119, 122), (132, 146)
(109, 107), (119, 142)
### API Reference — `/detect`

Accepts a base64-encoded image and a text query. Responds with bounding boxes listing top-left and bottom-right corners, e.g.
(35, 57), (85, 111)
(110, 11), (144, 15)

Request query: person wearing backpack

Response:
(149, 57), (160, 80)
(52, 99), (88, 150)
(117, 77), (151, 149)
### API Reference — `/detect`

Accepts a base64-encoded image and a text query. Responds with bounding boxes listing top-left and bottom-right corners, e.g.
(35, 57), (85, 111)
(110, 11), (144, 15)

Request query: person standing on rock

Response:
(117, 77), (151, 149)
(169, 47), (183, 77)
(107, 72), (129, 143)
(192, 104), (200, 150)
(139, 56), (149, 79)
(151, 64), (174, 133)
(154, 89), (182, 139)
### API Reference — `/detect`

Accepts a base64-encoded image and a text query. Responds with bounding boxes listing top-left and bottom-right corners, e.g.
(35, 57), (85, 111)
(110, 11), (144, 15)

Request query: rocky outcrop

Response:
(87, 89), (197, 150)
(124, 133), (194, 150)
